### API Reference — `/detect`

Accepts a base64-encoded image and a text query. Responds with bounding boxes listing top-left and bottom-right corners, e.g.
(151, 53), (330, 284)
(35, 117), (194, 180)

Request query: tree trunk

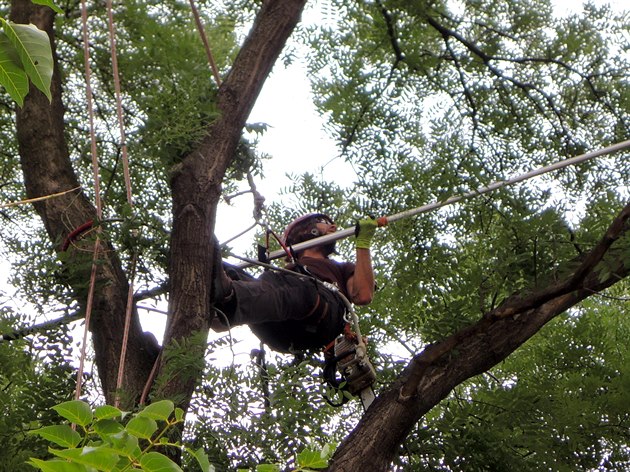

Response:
(155, 0), (308, 411)
(10, 0), (158, 407)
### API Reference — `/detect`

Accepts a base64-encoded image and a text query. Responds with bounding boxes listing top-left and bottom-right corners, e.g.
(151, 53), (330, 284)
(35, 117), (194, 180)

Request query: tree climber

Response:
(211, 214), (377, 353)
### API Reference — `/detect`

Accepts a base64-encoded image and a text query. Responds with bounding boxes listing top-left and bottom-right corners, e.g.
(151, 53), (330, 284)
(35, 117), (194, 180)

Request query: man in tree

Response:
(211, 214), (376, 352)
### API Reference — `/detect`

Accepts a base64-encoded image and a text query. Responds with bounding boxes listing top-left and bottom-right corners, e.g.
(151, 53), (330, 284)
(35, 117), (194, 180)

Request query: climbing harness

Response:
(224, 249), (377, 409)
(321, 284), (377, 410)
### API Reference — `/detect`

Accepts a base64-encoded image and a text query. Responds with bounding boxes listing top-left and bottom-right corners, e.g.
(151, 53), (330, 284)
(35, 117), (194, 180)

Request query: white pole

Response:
(235, 140), (630, 268)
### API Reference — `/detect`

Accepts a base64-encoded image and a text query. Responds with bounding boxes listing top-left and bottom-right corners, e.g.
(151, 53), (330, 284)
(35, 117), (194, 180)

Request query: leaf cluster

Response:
(401, 288), (630, 470)
(28, 399), (212, 472)
(186, 335), (358, 470)
(0, 0), (60, 106)
(0, 307), (75, 471)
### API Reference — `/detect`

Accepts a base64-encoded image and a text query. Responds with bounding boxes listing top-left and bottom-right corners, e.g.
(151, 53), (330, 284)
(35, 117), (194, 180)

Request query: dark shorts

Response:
(224, 267), (347, 353)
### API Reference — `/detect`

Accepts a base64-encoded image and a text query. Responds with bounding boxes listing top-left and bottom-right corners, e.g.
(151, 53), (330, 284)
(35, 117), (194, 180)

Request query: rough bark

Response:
(11, 0), (158, 407)
(10, 0), (308, 441)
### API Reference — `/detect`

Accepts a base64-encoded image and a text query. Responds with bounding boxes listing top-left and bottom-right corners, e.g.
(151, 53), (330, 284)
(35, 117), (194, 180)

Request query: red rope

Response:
(61, 220), (94, 252)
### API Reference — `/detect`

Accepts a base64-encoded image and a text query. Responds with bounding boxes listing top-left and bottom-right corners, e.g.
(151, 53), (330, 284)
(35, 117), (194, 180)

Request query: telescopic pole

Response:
(235, 139), (630, 268)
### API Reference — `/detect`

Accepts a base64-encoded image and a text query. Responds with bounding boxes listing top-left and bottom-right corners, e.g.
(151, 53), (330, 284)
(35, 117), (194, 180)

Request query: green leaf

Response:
(255, 465), (280, 472)
(112, 456), (134, 471)
(137, 400), (174, 421)
(185, 447), (214, 472)
(139, 451), (183, 471)
(319, 443), (335, 461)
(0, 31), (28, 106)
(28, 424), (82, 448)
(95, 405), (123, 420)
(27, 458), (86, 472)
(52, 400), (94, 427)
(51, 446), (121, 471)
(107, 430), (140, 457)
(31, 0), (64, 14)
(296, 448), (329, 469)
(126, 415), (158, 439)
(93, 418), (124, 436)
(0, 20), (53, 101)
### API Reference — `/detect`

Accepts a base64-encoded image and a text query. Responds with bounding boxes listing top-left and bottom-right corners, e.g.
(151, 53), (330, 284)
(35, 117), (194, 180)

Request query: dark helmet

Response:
(282, 213), (334, 247)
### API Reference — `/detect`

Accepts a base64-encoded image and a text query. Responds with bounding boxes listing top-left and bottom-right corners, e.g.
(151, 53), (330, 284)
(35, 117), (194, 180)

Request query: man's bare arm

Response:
(347, 247), (374, 305)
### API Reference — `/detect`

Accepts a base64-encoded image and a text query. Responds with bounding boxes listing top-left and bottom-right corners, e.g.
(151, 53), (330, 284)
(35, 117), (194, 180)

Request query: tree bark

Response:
(10, 0), (158, 407)
(155, 0), (308, 412)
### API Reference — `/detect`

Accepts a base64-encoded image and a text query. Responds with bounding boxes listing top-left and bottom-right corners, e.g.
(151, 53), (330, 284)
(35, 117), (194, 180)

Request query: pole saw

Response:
(235, 139), (630, 269)
(230, 139), (630, 411)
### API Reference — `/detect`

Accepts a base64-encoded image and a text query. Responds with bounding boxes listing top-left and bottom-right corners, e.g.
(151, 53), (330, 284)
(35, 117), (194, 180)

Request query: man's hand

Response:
(355, 217), (378, 250)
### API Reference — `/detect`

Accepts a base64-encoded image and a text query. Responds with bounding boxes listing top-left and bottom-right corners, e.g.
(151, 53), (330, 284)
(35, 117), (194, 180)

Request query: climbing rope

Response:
(74, 0), (104, 403)
(72, 0), (140, 405)
(0, 186), (81, 210)
(189, 0), (222, 87)
(221, 172), (266, 246)
(106, 0), (138, 409)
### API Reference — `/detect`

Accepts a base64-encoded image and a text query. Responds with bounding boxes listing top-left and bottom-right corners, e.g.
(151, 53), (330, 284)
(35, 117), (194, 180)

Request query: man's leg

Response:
(221, 271), (322, 326)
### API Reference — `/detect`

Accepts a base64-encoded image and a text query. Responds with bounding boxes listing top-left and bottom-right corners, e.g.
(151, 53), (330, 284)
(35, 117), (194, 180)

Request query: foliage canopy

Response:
(0, 0), (629, 469)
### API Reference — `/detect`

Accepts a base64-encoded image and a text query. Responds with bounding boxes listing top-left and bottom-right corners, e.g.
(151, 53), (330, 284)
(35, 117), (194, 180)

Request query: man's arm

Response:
(346, 218), (378, 305)
(347, 247), (374, 305)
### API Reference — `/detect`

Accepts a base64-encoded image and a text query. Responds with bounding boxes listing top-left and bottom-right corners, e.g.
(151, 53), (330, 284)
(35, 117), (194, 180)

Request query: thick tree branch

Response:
(485, 202), (630, 320)
(331, 202), (630, 471)
(157, 0), (307, 411)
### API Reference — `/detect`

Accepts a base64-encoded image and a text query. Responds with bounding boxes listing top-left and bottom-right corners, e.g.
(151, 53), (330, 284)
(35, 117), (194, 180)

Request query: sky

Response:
(215, 0), (628, 255)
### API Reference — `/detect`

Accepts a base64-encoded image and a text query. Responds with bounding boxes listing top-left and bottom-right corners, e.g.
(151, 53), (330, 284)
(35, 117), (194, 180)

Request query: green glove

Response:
(355, 217), (378, 249)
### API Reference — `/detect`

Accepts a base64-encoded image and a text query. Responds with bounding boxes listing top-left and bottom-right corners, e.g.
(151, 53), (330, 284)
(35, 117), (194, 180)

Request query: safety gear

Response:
(323, 329), (377, 409)
(282, 213), (334, 246)
(354, 217), (378, 249)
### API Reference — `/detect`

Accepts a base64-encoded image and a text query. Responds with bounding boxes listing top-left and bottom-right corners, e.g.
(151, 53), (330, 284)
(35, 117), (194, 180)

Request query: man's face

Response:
(314, 216), (336, 235)
(311, 217), (337, 256)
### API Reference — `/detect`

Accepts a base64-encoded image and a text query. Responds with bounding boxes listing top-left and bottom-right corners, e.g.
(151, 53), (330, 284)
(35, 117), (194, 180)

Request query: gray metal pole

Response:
(234, 139), (630, 268)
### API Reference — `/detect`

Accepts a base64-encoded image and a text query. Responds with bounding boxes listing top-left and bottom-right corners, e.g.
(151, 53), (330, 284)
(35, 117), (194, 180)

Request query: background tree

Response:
(0, 0), (628, 470)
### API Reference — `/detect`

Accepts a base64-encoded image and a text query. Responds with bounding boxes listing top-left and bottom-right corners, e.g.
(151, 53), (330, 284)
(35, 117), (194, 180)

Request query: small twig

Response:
(0, 186), (81, 209)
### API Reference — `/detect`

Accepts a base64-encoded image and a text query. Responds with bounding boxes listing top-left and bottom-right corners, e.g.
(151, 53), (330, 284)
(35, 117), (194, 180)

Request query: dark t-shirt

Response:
(249, 257), (355, 352)
(289, 256), (355, 298)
